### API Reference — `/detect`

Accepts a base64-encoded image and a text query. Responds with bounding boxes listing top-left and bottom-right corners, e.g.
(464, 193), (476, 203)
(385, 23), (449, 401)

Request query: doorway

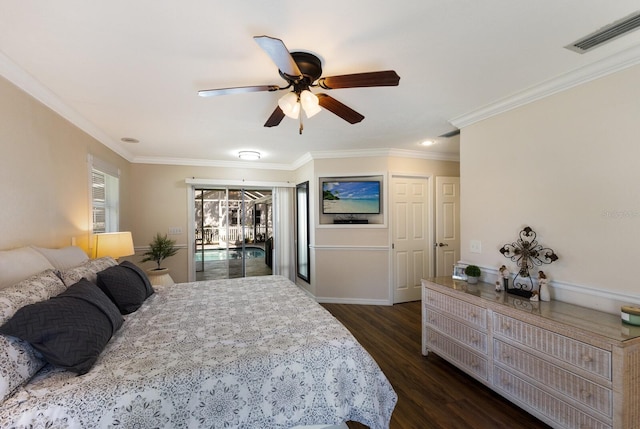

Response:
(194, 187), (273, 280)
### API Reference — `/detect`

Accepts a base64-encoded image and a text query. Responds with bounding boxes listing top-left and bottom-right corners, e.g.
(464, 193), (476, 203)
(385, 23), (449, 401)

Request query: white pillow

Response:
(32, 245), (89, 271)
(0, 247), (54, 290)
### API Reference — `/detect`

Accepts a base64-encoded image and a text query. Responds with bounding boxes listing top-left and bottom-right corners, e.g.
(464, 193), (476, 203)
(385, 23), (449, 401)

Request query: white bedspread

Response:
(0, 275), (397, 428)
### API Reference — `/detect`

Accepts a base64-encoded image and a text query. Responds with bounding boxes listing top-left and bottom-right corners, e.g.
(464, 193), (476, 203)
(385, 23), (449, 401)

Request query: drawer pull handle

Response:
(502, 353), (511, 360)
(470, 335), (479, 344)
(502, 323), (511, 331)
(469, 311), (476, 318)
(470, 360), (479, 368)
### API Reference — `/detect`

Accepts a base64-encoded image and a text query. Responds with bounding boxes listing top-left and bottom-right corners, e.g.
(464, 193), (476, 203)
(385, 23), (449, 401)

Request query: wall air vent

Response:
(565, 10), (640, 54)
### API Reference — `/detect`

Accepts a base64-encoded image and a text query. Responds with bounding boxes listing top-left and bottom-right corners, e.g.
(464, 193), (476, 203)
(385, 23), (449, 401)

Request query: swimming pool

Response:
(195, 247), (265, 262)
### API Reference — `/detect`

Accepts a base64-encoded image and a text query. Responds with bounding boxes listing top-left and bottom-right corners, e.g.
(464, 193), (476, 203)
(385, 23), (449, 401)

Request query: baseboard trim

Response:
(315, 297), (392, 306)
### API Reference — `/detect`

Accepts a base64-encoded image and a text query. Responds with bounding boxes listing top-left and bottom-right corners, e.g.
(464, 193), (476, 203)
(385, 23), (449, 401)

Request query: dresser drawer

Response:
(493, 313), (611, 380)
(426, 329), (488, 381)
(426, 309), (488, 355)
(494, 339), (612, 417)
(493, 366), (611, 429)
(424, 289), (487, 330)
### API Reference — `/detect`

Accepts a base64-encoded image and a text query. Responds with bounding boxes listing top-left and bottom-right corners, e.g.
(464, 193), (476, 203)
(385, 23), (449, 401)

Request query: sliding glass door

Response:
(194, 187), (272, 280)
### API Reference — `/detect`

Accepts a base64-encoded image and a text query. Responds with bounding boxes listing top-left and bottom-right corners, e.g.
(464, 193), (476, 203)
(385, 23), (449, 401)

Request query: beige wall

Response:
(127, 164), (294, 282)
(0, 75), (130, 250)
(460, 63), (640, 313)
(311, 156), (460, 303)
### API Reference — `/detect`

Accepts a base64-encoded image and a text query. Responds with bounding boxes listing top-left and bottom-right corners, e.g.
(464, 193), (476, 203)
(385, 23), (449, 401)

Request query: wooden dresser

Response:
(422, 277), (640, 429)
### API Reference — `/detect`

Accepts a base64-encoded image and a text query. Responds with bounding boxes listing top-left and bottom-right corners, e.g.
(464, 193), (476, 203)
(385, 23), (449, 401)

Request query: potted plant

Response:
(141, 233), (178, 286)
(464, 264), (481, 284)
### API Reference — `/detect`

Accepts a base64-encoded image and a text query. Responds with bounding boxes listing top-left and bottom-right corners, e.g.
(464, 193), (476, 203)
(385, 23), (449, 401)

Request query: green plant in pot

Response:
(465, 264), (481, 284)
(141, 233), (178, 271)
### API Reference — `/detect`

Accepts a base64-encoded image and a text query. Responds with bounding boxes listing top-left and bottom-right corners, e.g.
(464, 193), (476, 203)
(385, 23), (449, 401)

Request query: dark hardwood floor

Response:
(322, 301), (551, 429)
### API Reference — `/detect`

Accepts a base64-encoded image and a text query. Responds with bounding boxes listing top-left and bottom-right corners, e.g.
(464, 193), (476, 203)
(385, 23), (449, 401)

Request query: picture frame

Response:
(452, 264), (467, 280)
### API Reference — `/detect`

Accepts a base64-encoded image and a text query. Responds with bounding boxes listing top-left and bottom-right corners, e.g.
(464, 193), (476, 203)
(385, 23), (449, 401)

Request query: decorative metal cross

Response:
(499, 226), (558, 297)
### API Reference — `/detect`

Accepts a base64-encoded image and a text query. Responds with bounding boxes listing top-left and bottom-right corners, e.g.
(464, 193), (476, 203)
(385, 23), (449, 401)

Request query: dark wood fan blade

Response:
(254, 36), (302, 78)
(317, 94), (364, 124)
(264, 106), (285, 127)
(198, 85), (279, 97)
(317, 70), (400, 89)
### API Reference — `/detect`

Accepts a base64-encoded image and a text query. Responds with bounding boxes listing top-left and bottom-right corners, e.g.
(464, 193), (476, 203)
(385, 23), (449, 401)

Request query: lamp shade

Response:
(94, 232), (135, 259)
(300, 90), (321, 118)
(278, 92), (300, 119)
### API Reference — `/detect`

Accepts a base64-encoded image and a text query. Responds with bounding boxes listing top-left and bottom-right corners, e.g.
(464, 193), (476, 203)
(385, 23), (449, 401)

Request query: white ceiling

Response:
(2, 1), (640, 169)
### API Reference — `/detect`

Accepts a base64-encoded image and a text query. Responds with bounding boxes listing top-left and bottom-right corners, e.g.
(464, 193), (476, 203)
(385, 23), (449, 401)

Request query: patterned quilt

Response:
(0, 276), (397, 428)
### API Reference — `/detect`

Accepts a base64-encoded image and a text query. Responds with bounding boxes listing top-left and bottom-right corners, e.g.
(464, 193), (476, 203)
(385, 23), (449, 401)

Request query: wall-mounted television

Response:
(322, 180), (381, 214)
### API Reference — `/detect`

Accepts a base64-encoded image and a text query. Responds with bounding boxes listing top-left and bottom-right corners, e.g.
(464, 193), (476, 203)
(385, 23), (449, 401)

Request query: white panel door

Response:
(392, 176), (430, 303)
(435, 176), (460, 277)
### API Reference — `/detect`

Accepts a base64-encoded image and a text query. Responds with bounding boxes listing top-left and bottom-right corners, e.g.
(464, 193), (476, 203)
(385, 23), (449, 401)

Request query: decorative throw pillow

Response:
(32, 245), (89, 271)
(96, 263), (151, 314)
(59, 256), (118, 286)
(0, 246), (54, 290)
(119, 260), (154, 298)
(0, 279), (123, 375)
(0, 269), (66, 402)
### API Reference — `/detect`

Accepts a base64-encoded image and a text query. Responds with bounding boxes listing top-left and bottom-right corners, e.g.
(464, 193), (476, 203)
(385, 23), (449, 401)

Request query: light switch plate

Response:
(168, 227), (182, 235)
(470, 240), (482, 253)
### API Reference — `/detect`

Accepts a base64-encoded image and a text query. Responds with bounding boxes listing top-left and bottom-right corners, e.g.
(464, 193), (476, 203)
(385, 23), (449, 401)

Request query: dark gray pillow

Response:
(119, 260), (154, 298)
(96, 263), (151, 315)
(0, 279), (123, 374)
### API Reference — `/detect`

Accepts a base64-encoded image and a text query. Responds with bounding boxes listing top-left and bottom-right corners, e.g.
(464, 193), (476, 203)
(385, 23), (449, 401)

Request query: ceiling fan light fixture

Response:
(238, 150), (261, 160)
(300, 90), (321, 118)
(278, 92), (300, 119)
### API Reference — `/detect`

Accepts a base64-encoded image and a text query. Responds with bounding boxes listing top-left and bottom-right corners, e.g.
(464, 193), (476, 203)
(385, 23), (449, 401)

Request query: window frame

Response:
(89, 155), (120, 234)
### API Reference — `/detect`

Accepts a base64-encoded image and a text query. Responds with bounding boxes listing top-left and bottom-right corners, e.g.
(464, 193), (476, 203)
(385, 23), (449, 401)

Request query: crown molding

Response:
(386, 148), (460, 162)
(451, 43), (640, 129)
(133, 148), (459, 170)
(131, 156), (295, 170)
(290, 152), (314, 170)
(308, 148), (460, 162)
(0, 50), (134, 162)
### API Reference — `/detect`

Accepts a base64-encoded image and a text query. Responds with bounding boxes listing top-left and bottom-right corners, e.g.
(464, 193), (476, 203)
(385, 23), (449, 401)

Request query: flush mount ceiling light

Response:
(420, 140), (436, 146)
(238, 151), (261, 160)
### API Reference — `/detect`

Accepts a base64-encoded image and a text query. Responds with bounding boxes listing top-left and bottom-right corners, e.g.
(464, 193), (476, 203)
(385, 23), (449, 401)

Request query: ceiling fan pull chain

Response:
(299, 111), (304, 135)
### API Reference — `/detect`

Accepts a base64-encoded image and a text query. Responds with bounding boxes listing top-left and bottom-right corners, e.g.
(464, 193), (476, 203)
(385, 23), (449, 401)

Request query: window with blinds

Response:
(90, 157), (120, 233)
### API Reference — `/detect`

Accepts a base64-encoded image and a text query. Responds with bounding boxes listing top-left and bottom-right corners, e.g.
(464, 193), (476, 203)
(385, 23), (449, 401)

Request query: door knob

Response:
(436, 242), (448, 247)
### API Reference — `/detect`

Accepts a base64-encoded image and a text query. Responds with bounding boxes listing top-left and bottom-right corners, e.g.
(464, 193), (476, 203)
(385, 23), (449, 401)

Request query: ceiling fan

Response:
(198, 36), (400, 134)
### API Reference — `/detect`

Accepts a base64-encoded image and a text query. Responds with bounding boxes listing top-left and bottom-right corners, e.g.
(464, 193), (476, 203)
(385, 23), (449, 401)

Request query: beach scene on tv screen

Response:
(323, 181), (380, 214)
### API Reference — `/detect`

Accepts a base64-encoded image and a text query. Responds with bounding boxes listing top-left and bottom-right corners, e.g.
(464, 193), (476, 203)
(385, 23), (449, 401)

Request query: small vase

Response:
(539, 281), (550, 301)
(467, 276), (478, 284)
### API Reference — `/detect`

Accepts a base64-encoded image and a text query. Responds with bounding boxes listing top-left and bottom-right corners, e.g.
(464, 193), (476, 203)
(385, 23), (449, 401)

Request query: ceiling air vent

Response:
(565, 10), (640, 54)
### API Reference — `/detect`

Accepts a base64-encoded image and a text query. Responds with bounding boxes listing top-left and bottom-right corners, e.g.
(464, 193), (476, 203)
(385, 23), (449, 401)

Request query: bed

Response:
(0, 246), (397, 428)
